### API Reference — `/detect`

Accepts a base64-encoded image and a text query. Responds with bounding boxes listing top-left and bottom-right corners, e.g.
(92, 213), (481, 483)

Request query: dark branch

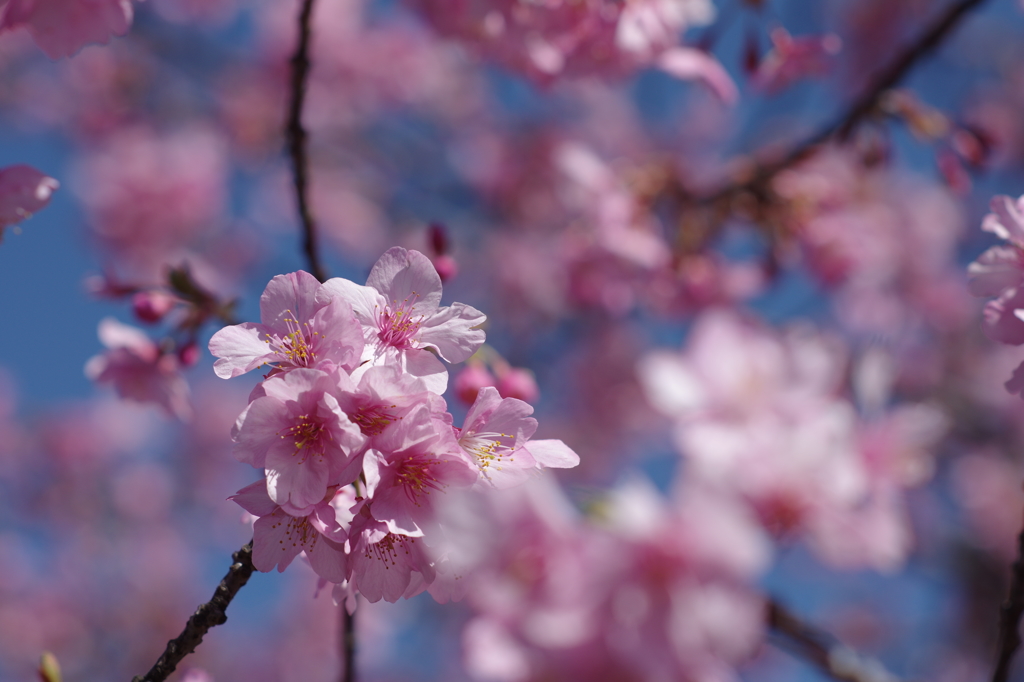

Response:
(286, 0), (327, 283)
(991, 520), (1024, 682)
(131, 542), (255, 682)
(768, 599), (900, 682)
(340, 605), (356, 682)
(698, 0), (989, 205)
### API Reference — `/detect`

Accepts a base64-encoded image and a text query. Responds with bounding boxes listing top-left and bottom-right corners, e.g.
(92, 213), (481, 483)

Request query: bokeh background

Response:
(3, 0), (1024, 680)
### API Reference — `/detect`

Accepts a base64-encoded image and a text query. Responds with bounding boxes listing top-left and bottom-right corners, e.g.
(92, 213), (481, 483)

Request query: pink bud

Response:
(132, 290), (177, 323)
(455, 364), (496, 405)
(178, 341), (200, 367)
(496, 367), (539, 403)
(429, 222), (450, 255)
(432, 254), (459, 283)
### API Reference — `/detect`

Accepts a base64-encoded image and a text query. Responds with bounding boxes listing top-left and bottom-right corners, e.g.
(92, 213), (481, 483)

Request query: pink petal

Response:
(208, 323), (274, 379)
(418, 302), (487, 363)
(1006, 360), (1024, 397)
(984, 195), (1024, 245)
(259, 271), (324, 333)
(967, 246), (1024, 298)
(229, 478), (278, 517)
(0, 165), (58, 227)
(366, 247), (443, 314)
(2, 0), (133, 59)
(522, 439), (580, 469)
(983, 288), (1024, 345)
(657, 47), (738, 106)
(318, 277), (382, 327)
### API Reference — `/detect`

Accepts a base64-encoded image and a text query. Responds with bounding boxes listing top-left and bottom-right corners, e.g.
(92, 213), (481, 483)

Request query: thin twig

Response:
(696, 0), (990, 206)
(286, 0), (327, 283)
(340, 605), (356, 682)
(991, 520), (1024, 682)
(131, 541), (255, 682)
(768, 599), (899, 682)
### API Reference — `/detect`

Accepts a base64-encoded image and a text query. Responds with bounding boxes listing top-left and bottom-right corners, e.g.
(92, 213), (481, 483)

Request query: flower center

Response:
(351, 403), (398, 437)
(268, 309), (320, 367)
(365, 532), (415, 567)
(375, 295), (423, 350)
(270, 514), (319, 552)
(459, 431), (515, 472)
(280, 414), (331, 463)
(395, 455), (444, 503)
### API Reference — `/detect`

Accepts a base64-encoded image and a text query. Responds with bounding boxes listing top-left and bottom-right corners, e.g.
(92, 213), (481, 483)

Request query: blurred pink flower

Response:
(84, 317), (191, 420)
(495, 367), (540, 403)
(1, 0), (134, 59)
(751, 27), (842, 93)
(455, 363), (497, 405)
(0, 164), (58, 232)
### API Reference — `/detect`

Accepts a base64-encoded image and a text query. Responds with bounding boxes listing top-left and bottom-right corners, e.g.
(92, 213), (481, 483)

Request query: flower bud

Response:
(496, 367), (539, 403)
(432, 254), (458, 283)
(132, 290), (177, 323)
(178, 341), (200, 367)
(455, 364), (496, 405)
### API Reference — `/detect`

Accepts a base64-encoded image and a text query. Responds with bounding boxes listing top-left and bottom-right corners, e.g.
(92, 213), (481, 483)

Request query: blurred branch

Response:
(768, 599), (900, 682)
(991, 520), (1024, 682)
(131, 542), (255, 682)
(286, 0), (327, 283)
(695, 0), (989, 206)
(340, 606), (356, 682)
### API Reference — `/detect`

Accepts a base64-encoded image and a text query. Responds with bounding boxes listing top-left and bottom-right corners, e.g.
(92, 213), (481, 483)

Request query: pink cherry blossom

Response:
(968, 195), (1024, 299)
(410, 0), (726, 94)
(1, 0), (134, 59)
(84, 317), (191, 420)
(320, 247), (486, 393)
(209, 270), (364, 379)
(639, 309), (938, 569)
(346, 503), (435, 604)
(0, 164), (58, 232)
(231, 478), (349, 584)
(458, 386), (579, 489)
(982, 287), (1024, 345)
(232, 368), (366, 514)
(363, 412), (477, 536)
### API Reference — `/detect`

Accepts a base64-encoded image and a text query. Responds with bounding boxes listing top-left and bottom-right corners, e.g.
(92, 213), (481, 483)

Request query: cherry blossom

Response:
(458, 387), (579, 488)
(209, 270), (364, 380)
(233, 368), (366, 514)
(232, 478), (349, 584)
(1, 0), (135, 59)
(84, 317), (191, 420)
(320, 247), (486, 393)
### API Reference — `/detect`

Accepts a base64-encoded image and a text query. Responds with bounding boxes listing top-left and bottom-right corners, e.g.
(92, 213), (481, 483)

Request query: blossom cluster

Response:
(639, 310), (946, 571)
(969, 194), (1024, 393)
(209, 247), (579, 603)
(409, 0), (736, 101)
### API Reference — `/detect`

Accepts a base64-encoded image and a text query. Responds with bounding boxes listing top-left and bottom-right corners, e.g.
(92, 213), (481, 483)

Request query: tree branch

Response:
(340, 605), (356, 682)
(697, 0), (990, 206)
(131, 542), (255, 682)
(286, 0), (327, 283)
(768, 599), (900, 682)
(991, 520), (1024, 682)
